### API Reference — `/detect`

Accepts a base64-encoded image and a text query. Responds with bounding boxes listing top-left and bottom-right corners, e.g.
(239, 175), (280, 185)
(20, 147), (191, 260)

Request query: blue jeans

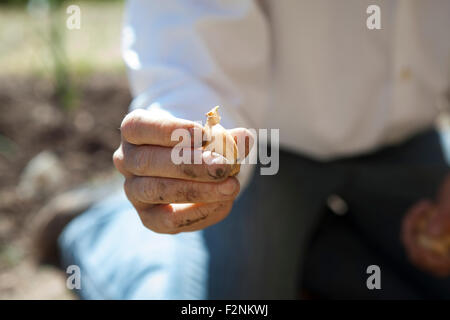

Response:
(59, 129), (450, 299)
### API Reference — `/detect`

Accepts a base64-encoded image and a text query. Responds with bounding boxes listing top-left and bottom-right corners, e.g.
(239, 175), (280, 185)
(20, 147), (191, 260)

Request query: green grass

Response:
(0, 0), (126, 77)
(0, 243), (24, 269)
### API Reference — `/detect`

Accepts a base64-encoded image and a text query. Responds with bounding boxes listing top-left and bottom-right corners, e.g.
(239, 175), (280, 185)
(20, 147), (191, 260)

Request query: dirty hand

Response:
(113, 109), (252, 234)
(401, 175), (450, 277)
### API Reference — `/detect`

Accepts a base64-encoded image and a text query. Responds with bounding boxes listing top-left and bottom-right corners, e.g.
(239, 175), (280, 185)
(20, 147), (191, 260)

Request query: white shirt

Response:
(122, 0), (450, 160)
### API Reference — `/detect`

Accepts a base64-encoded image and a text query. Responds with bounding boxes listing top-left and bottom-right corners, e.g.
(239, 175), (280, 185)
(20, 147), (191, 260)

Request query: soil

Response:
(0, 73), (131, 299)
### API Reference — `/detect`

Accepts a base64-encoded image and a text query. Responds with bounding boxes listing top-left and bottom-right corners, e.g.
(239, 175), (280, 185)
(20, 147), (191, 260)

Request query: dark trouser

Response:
(206, 129), (449, 299)
(60, 129), (449, 299)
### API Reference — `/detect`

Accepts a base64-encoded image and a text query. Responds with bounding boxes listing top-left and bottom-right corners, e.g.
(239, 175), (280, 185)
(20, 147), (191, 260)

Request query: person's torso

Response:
(261, 0), (450, 159)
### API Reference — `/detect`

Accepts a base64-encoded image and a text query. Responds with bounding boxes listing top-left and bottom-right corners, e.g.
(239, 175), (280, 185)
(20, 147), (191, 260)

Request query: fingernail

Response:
(203, 151), (226, 165)
(204, 153), (229, 179)
(218, 179), (237, 196)
(211, 153), (227, 164)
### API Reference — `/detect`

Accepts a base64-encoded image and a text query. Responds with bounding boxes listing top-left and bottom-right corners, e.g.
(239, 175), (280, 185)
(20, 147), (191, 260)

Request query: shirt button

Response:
(326, 194), (348, 216)
(400, 67), (412, 81)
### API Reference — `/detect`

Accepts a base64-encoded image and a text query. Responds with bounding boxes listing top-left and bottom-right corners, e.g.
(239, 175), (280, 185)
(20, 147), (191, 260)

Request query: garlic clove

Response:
(203, 106), (240, 176)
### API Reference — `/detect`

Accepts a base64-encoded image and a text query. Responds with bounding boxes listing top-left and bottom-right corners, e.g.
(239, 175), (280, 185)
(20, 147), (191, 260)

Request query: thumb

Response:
(228, 128), (256, 162)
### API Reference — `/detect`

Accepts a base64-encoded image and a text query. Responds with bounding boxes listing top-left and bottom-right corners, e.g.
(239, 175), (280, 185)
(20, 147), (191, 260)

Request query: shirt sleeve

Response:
(121, 0), (270, 130)
(121, 0), (270, 189)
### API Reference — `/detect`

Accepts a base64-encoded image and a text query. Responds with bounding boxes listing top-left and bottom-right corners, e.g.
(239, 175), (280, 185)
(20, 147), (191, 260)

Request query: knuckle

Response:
(122, 145), (155, 176)
(124, 177), (158, 204)
(180, 163), (230, 182)
(120, 109), (144, 141)
(163, 211), (181, 231)
(212, 201), (233, 218)
(179, 181), (200, 202)
(135, 208), (167, 234)
(123, 178), (134, 200)
(160, 118), (178, 136)
(207, 163), (230, 181)
(143, 222), (160, 233)
(150, 224), (179, 235)
(179, 163), (200, 180)
(141, 178), (158, 202)
(192, 204), (211, 219)
(112, 148), (124, 171)
(132, 148), (151, 175)
(224, 201), (234, 215)
(139, 217), (161, 233)
(134, 205), (177, 235)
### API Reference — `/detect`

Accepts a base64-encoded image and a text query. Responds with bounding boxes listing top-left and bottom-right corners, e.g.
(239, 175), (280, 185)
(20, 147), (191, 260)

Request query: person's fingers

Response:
(228, 127), (255, 163)
(408, 242), (450, 277)
(120, 109), (204, 147)
(437, 174), (450, 211)
(124, 176), (240, 205)
(401, 200), (431, 267)
(429, 174), (450, 237)
(137, 201), (234, 234)
(426, 208), (450, 237)
(119, 142), (233, 182)
(420, 248), (450, 277)
(401, 199), (433, 248)
(402, 199), (450, 277)
(112, 143), (133, 178)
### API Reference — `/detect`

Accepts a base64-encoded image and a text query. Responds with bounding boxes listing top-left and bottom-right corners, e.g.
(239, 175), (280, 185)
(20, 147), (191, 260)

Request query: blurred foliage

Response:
(0, 134), (16, 158)
(0, 0), (38, 5)
(0, 0), (124, 110)
(0, 0), (57, 6)
(0, 0), (120, 6)
(0, 1), (124, 75)
(0, 244), (24, 269)
(47, 0), (78, 110)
